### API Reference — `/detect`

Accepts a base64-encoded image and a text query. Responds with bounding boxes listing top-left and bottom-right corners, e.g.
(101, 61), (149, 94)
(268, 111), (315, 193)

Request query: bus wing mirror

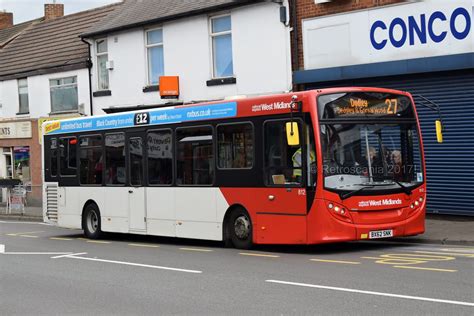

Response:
(286, 122), (300, 146)
(435, 120), (443, 143)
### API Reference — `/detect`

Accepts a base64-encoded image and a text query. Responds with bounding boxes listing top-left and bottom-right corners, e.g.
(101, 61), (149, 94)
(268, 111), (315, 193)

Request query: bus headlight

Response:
(326, 201), (352, 223)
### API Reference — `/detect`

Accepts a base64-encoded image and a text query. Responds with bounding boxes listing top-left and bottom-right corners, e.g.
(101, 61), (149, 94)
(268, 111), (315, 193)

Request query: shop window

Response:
(105, 133), (125, 185)
(59, 137), (77, 176)
(217, 123), (253, 169)
(13, 146), (30, 182)
(79, 135), (103, 185)
(50, 76), (78, 113)
(176, 126), (213, 185)
(147, 130), (173, 185)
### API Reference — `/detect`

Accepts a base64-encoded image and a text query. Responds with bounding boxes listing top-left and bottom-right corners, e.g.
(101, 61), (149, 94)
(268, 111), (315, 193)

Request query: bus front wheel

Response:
(83, 203), (102, 239)
(228, 208), (253, 249)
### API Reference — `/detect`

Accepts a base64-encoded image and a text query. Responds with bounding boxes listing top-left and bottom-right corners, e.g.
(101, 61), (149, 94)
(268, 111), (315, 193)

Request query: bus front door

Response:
(127, 133), (147, 232)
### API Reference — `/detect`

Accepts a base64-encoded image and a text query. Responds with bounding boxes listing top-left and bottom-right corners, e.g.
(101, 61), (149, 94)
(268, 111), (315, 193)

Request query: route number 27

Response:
(385, 99), (398, 115)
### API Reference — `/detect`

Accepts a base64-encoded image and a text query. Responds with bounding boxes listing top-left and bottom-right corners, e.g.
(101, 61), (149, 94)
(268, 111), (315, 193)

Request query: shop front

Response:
(294, 1), (474, 216)
(0, 120), (42, 206)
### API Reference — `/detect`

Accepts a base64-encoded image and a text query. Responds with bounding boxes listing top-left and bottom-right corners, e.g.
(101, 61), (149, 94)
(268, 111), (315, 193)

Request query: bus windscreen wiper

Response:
(340, 185), (374, 200)
(390, 180), (412, 195)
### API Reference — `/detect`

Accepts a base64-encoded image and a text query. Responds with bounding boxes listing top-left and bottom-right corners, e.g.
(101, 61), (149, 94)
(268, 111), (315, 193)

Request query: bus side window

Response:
(105, 133), (126, 185)
(176, 126), (214, 185)
(50, 138), (58, 177)
(79, 135), (103, 185)
(59, 137), (77, 176)
(147, 130), (173, 185)
(217, 123), (253, 169)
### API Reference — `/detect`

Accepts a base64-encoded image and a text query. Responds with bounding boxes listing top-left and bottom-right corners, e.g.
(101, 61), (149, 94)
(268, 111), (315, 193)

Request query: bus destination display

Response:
(318, 92), (414, 119)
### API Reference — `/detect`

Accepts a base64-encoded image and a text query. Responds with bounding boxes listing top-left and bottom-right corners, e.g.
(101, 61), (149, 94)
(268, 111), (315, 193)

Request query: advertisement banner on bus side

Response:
(44, 102), (237, 135)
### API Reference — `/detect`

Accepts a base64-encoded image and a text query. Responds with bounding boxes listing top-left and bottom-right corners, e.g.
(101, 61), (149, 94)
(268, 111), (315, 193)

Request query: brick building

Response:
(290, 0), (474, 216)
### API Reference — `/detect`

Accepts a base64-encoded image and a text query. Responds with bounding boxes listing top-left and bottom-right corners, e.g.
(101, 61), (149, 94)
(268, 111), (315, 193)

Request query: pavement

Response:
(1, 205), (473, 245)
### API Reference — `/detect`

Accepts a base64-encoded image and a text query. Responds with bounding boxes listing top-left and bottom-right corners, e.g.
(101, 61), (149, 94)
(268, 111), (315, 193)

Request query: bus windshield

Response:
(320, 123), (423, 194)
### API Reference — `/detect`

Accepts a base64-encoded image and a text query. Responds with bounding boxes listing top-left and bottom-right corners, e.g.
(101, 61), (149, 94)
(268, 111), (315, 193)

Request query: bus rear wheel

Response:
(228, 208), (253, 249)
(83, 204), (102, 239)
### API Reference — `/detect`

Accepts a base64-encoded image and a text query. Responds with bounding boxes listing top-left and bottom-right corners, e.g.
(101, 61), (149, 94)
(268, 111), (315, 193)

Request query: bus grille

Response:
(46, 185), (58, 222)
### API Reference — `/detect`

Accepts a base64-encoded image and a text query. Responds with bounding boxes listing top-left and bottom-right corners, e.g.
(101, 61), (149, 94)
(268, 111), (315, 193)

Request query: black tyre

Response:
(228, 208), (253, 249)
(83, 203), (102, 239)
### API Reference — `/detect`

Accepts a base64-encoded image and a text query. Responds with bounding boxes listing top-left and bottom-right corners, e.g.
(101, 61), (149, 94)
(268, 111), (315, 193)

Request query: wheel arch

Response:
(81, 199), (100, 229)
(222, 203), (250, 242)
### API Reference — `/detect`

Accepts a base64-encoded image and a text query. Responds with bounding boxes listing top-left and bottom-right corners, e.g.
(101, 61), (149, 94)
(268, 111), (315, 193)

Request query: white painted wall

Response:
(0, 69), (91, 119)
(89, 1), (292, 114)
(302, 0), (474, 70)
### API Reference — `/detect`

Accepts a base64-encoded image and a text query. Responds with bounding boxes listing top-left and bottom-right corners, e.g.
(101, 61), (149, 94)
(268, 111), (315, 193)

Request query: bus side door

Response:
(127, 132), (146, 232)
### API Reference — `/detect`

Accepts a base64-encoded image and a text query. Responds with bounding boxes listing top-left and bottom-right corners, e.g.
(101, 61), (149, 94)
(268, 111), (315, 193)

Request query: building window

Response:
(18, 78), (29, 114)
(145, 28), (164, 85)
(50, 77), (78, 113)
(176, 126), (214, 185)
(148, 130), (173, 185)
(210, 15), (233, 78)
(217, 123), (253, 169)
(96, 39), (109, 90)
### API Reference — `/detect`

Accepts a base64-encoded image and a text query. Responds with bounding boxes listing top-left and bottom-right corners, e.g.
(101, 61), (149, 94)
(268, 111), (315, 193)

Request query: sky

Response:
(0, 0), (122, 24)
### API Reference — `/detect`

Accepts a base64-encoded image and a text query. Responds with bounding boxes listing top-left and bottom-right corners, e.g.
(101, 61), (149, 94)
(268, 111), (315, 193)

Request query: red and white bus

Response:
(42, 87), (429, 248)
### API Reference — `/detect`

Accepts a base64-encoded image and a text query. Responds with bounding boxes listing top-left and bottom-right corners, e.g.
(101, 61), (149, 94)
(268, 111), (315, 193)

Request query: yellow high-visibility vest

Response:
(292, 148), (315, 177)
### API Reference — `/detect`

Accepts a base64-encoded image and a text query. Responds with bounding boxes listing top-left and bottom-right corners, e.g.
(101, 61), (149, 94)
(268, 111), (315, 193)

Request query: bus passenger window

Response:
(79, 135), (103, 185)
(217, 123), (253, 169)
(59, 137), (77, 176)
(264, 120), (303, 186)
(176, 126), (213, 185)
(105, 133), (126, 185)
(50, 138), (58, 177)
(147, 130), (173, 185)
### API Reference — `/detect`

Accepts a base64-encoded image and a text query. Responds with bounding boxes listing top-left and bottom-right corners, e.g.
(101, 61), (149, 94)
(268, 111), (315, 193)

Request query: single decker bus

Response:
(42, 87), (434, 249)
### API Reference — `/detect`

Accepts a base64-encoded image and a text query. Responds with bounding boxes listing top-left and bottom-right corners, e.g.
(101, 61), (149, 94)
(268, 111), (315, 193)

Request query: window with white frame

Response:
(96, 38), (109, 90)
(210, 15), (233, 78)
(18, 78), (29, 114)
(146, 28), (164, 85)
(50, 76), (78, 113)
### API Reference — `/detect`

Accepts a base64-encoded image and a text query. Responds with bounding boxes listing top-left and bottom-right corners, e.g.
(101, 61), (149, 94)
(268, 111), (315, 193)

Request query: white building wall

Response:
(90, 2), (291, 114)
(0, 69), (91, 120)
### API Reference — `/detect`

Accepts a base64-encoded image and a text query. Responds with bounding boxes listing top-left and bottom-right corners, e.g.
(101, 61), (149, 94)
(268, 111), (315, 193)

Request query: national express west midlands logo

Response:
(370, 7), (471, 50)
(358, 199), (403, 208)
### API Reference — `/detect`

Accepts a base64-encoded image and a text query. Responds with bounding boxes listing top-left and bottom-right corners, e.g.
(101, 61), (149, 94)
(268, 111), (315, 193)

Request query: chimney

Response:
(44, 2), (64, 21)
(0, 11), (14, 30)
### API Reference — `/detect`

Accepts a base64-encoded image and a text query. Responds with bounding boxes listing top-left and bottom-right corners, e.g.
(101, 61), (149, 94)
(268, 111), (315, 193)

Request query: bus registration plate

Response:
(369, 229), (393, 239)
